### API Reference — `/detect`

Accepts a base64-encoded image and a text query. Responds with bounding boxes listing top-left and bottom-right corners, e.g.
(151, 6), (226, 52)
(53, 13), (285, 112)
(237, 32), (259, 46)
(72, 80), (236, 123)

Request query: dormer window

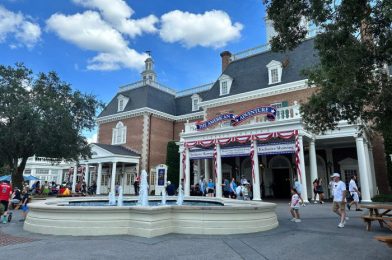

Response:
(266, 60), (283, 85)
(219, 74), (233, 96)
(117, 95), (129, 112)
(191, 94), (201, 111)
(112, 121), (127, 145)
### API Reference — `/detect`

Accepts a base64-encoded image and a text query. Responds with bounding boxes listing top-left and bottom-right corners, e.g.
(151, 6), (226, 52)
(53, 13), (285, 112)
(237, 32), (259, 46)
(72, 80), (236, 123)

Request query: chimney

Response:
(220, 51), (232, 72)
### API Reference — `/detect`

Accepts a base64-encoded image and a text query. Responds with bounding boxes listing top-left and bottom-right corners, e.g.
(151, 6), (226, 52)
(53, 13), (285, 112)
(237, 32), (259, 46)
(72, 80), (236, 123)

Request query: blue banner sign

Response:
(196, 106), (276, 130)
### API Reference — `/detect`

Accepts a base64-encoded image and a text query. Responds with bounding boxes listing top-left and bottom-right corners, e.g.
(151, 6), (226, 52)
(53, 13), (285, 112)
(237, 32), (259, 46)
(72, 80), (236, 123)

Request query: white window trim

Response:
(266, 60), (283, 85)
(112, 122), (127, 145)
(117, 95), (129, 112)
(191, 94), (201, 112)
(219, 74), (233, 96)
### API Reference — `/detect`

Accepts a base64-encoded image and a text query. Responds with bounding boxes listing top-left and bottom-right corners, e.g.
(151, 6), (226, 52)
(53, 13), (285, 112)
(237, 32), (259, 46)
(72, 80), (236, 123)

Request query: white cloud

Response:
(0, 5), (41, 48)
(72, 0), (158, 37)
(159, 10), (243, 48)
(86, 132), (97, 144)
(46, 11), (148, 71)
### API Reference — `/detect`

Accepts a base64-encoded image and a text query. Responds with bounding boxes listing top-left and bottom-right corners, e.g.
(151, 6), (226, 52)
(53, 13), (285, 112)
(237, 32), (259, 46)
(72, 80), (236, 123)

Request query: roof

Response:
(93, 143), (140, 157)
(203, 38), (319, 101)
(98, 38), (319, 118)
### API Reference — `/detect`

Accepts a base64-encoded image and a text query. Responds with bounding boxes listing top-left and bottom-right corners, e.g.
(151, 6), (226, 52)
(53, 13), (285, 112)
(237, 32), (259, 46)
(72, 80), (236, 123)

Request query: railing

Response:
(119, 80), (177, 96)
(230, 44), (271, 61)
(27, 156), (68, 164)
(184, 104), (300, 133)
(176, 83), (214, 97)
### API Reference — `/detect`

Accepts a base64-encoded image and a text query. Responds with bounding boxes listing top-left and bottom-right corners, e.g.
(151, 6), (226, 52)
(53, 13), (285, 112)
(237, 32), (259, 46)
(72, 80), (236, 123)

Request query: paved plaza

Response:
(0, 201), (391, 260)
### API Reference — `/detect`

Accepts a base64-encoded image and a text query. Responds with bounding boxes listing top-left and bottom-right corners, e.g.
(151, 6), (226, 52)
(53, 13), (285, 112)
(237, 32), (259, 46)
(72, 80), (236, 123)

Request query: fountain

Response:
(117, 186), (123, 207)
(176, 185), (184, 206)
(137, 170), (149, 206)
(161, 187), (167, 205)
(108, 191), (116, 206)
(24, 169), (279, 238)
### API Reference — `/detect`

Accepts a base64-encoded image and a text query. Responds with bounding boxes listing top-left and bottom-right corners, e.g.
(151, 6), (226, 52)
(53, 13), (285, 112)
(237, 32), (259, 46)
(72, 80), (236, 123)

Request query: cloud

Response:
(72, 0), (158, 37)
(159, 10), (243, 48)
(46, 11), (148, 71)
(0, 5), (41, 48)
(86, 132), (97, 144)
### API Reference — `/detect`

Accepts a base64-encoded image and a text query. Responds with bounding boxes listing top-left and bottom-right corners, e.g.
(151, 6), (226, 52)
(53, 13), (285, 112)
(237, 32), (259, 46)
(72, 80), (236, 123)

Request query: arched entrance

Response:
(269, 156), (292, 198)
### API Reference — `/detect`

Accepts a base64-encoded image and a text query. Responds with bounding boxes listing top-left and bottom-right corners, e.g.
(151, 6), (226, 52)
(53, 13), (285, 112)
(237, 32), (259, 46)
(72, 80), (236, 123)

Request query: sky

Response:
(0, 0), (268, 142)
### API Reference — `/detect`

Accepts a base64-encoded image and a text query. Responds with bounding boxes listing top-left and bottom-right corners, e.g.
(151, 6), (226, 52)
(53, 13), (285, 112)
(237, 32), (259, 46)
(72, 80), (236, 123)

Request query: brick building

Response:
(91, 36), (390, 200)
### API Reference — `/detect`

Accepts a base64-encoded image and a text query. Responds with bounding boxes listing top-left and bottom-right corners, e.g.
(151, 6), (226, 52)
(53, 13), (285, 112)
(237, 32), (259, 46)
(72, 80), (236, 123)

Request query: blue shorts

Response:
(21, 205), (29, 212)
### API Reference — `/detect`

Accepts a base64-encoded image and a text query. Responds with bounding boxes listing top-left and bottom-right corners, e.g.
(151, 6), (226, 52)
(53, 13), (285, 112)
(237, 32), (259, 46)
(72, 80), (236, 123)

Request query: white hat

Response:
(167, 181), (171, 184)
(330, 173), (340, 178)
(243, 181), (250, 185)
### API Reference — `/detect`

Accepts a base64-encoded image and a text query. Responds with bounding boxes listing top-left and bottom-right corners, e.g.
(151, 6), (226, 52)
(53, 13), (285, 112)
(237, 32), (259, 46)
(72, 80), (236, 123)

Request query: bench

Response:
(374, 236), (392, 248)
(360, 204), (392, 232)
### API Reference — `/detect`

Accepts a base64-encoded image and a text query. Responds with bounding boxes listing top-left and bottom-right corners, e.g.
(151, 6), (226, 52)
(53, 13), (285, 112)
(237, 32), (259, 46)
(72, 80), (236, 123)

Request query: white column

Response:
(355, 137), (371, 202)
(58, 169), (63, 184)
(185, 148), (191, 196)
(96, 163), (102, 195)
(363, 141), (374, 197)
(204, 159), (210, 181)
(85, 163), (89, 187)
(216, 144), (223, 198)
(72, 163), (77, 192)
(252, 140), (261, 201)
(368, 145), (377, 195)
(110, 161), (117, 194)
(298, 135), (309, 202)
(309, 139), (318, 198)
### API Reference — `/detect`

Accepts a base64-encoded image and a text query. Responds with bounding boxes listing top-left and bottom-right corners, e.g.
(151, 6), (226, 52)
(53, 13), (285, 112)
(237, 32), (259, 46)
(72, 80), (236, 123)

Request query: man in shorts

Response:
(0, 180), (12, 224)
(348, 175), (362, 211)
(331, 173), (348, 228)
(293, 176), (304, 206)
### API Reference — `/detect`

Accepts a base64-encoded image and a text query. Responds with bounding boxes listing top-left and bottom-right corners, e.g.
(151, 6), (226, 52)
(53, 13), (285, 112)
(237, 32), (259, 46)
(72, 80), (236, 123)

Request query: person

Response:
(312, 178), (319, 203)
(240, 175), (247, 185)
(348, 175), (362, 211)
(222, 178), (230, 198)
(331, 173), (348, 228)
(20, 186), (30, 222)
(207, 179), (215, 197)
(10, 187), (22, 209)
(134, 175), (140, 195)
(289, 188), (301, 222)
(0, 180), (12, 224)
(317, 178), (325, 204)
(328, 177), (334, 199)
(293, 176), (304, 206)
(236, 183), (243, 200)
(166, 181), (176, 196)
(42, 181), (50, 196)
(32, 181), (40, 194)
(230, 178), (237, 199)
(199, 178), (206, 196)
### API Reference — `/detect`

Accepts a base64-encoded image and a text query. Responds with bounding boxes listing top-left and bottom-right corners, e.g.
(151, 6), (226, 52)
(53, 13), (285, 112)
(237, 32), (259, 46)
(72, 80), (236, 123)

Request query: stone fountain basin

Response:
(24, 196), (278, 238)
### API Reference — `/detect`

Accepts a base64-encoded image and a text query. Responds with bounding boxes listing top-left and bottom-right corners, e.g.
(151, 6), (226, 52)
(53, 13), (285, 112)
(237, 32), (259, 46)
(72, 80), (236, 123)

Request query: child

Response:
(290, 188), (301, 222)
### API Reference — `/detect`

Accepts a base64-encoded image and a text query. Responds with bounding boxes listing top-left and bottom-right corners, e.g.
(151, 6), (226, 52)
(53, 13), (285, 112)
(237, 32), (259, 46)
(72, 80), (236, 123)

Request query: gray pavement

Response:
(0, 201), (391, 260)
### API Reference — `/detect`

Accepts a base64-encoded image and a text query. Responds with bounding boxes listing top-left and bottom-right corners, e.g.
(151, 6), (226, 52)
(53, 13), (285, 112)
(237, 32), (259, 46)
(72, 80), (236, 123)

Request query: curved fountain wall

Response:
(24, 197), (278, 238)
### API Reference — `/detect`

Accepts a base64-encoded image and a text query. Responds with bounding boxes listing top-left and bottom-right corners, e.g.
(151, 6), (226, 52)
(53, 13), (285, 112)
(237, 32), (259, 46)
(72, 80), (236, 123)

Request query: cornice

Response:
(96, 107), (204, 124)
(200, 79), (309, 108)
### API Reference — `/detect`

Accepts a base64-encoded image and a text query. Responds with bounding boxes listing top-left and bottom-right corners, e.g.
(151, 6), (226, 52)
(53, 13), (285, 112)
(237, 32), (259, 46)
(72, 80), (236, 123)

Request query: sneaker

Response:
(338, 223), (345, 228)
(302, 203), (306, 207)
(295, 219), (302, 223)
(290, 218), (296, 222)
(356, 209), (363, 211)
(347, 204), (351, 210)
(314, 201), (318, 204)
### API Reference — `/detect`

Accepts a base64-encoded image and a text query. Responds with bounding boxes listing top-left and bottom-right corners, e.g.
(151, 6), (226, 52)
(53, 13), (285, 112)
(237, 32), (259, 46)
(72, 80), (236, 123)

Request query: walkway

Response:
(0, 201), (391, 259)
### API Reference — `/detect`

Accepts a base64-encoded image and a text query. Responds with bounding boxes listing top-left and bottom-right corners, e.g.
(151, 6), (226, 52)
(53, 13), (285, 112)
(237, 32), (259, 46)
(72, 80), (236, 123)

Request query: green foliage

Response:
(166, 141), (179, 187)
(265, 0), (392, 188)
(0, 63), (104, 188)
(372, 194), (392, 203)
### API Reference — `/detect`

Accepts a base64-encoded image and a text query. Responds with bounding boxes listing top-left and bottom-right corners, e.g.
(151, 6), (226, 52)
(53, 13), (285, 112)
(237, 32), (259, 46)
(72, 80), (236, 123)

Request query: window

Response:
(266, 60), (283, 85)
(191, 94), (201, 112)
(117, 95), (129, 112)
(112, 121), (127, 144)
(218, 74), (233, 96)
(221, 81), (228, 95)
(271, 68), (278, 84)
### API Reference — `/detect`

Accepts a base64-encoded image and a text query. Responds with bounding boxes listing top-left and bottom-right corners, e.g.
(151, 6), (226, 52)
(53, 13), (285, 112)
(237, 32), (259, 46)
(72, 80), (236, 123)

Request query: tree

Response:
(0, 63), (103, 188)
(264, 0), (392, 187)
(166, 141), (180, 187)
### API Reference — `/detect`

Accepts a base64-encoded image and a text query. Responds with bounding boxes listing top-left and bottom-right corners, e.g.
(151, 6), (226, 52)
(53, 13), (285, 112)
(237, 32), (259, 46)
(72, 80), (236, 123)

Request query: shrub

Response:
(372, 194), (392, 203)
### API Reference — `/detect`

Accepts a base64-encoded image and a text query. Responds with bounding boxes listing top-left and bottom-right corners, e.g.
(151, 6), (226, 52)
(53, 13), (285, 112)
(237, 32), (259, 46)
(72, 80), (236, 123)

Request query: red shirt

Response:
(0, 183), (12, 201)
